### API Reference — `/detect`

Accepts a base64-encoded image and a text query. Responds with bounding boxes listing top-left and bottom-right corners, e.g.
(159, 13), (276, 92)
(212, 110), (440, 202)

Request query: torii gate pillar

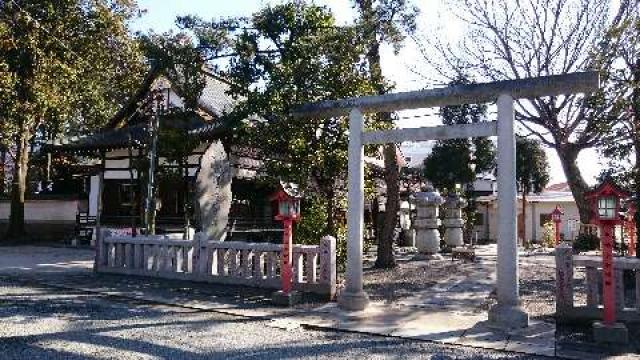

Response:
(489, 94), (528, 328)
(337, 108), (370, 311)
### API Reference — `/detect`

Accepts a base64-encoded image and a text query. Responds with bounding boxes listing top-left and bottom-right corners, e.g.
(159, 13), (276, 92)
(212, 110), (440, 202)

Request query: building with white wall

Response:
(474, 182), (580, 243)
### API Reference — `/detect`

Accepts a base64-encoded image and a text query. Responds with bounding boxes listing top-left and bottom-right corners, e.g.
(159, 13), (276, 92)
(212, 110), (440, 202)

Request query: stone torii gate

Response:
(292, 72), (599, 329)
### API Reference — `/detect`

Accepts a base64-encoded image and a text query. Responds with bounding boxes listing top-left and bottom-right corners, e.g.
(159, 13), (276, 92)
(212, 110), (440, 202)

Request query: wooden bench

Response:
(452, 247), (476, 262)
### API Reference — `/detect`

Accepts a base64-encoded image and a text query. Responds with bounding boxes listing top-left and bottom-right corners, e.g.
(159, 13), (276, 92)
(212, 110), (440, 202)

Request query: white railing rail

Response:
(555, 243), (640, 322)
(95, 231), (337, 298)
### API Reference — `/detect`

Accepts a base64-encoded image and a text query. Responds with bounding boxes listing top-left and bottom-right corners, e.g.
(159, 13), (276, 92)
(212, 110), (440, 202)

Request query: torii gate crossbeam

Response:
(292, 72), (599, 329)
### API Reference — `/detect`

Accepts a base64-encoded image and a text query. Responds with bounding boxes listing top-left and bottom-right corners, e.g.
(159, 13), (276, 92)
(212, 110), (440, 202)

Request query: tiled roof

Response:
(47, 71), (239, 154)
(197, 74), (236, 117)
(545, 182), (570, 192)
(45, 112), (231, 154)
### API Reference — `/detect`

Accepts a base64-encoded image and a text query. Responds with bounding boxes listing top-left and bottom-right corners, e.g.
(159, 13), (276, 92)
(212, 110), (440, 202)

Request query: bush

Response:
(294, 197), (328, 246)
(294, 195), (347, 271)
(573, 233), (600, 253)
(541, 221), (555, 248)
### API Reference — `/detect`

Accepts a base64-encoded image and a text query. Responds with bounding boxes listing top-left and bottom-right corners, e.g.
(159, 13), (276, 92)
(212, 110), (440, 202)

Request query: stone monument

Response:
(399, 200), (415, 247)
(195, 140), (232, 240)
(413, 185), (444, 256)
(443, 193), (467, 247)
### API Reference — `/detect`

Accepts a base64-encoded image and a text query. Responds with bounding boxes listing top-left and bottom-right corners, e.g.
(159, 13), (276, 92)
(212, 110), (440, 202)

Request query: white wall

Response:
(523, 201), (580, 242)
(471, 198), (580, 243)
(104, 146), (206, 180)
(0, 199), (82, 223)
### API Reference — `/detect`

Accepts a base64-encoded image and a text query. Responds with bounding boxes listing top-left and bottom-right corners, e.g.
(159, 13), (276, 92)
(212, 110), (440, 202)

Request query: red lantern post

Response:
(551, 205), (564, 246)
(585, 180), (630, 343)
(270, 186), (301, 305)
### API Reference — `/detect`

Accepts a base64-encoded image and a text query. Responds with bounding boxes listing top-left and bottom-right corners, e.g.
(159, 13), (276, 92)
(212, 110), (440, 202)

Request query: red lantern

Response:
(269, 185), (301, 297)
(584, 179), (630, 326)
(551, 205), (564, 246)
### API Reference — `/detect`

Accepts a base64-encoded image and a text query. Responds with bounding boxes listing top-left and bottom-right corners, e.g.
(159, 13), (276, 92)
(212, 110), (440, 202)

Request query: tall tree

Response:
(0, 0), (145, 240)
(416, 0), (633, 223)
(515, 137), (550, 244)
(353, 0), (419, 268)
(595, 5), (639, 235)
(178, 3), (376, 236)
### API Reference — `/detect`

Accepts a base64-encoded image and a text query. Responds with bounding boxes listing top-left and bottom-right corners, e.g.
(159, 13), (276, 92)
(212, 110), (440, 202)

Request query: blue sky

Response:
(130, 0), (604, 185)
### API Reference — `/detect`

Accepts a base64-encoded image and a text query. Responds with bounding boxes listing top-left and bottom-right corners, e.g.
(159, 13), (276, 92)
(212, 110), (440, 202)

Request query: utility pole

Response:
(145, 93), (161, 235)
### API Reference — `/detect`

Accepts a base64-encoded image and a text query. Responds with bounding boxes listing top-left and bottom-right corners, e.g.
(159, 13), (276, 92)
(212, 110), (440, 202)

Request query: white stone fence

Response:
(95, 231), (337, 298)
(555, 244), (640, 323)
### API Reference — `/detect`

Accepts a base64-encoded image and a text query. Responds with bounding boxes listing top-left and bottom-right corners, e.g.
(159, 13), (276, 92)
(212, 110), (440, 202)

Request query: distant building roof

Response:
(545, 182), (571, 192)
(45, 70), (239, 155)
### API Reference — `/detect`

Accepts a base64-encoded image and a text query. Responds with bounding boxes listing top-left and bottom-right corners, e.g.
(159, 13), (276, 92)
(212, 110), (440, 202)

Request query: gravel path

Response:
(0, 279), (547, 360)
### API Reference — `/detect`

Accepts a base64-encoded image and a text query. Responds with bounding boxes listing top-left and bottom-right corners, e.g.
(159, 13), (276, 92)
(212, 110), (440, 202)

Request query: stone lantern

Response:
(413, 185), (444, 256)
(443, 192), (467, 247)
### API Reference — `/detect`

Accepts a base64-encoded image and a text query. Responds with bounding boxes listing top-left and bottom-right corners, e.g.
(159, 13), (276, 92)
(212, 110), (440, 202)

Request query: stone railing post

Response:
(443, 193), (467, 248)
(555, 242), (574, 316)
(413, 185), (444, 257)
(319, 235), (337, 299)
(192, 232), (203, 275)
(94, 228), (109, 272)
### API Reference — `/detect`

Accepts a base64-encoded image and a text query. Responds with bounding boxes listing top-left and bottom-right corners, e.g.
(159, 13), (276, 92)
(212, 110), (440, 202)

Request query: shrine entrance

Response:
(293, 72), (599, 329)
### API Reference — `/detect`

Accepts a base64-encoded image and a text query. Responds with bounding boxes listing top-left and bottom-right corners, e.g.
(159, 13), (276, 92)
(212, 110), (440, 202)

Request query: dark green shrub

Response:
(573, 233), (600, 253)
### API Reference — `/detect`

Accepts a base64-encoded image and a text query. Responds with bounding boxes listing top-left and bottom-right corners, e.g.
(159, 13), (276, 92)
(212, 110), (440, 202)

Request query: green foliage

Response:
(0, 0), (145, 237)
(180, 2), (380, 234)
(0, 0), (146, 141)
(423, 78), (496, 192)
(516, 137), (550, 195)
(573, 232), (600, 253)
(294, 195), (348, 270)
(294, 196), (330, 246)
(541, 221), (556, 248)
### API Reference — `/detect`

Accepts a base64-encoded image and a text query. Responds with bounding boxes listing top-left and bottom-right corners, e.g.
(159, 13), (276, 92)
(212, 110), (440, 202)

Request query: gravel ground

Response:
(0, 279), (547, 360)
(360, 249), (574, 321)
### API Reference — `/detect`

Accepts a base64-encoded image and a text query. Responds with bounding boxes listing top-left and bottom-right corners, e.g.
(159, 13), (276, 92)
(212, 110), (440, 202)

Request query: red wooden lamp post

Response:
(551, 205), (564, 246)
(585, 179), (630, 342)
(270, 186), (301, 305)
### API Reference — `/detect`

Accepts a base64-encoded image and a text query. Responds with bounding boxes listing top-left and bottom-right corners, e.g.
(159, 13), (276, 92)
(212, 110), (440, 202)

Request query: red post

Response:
(554, 220), (561, 246)
(601, 221), (616, 325)
(281, 218), (293, 295)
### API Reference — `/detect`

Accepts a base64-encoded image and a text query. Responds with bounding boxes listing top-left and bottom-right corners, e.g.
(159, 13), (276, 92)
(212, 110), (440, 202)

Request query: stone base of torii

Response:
(292, 72), (600, 330)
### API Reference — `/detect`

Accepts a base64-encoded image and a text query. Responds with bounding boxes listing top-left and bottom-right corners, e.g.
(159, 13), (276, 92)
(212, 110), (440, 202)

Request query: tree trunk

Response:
(631, 57), (640, 258)
(375, 144), (399, 268)
(325, 190), (336, 237)
(556, 144), (591, 223)
(5, 131), (30, 241)
(354, 0), (400, 268)
(521, 190), (527, 247)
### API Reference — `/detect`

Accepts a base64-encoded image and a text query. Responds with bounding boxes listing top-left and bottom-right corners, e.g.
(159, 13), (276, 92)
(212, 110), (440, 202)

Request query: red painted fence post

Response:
(601, 221), (616, 325)
(281, 218), (293, 295)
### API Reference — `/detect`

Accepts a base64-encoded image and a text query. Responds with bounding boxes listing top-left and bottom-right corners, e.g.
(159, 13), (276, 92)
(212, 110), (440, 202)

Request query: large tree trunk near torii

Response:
(376, 144), (399, 268)
(556, 144), (591, 223)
